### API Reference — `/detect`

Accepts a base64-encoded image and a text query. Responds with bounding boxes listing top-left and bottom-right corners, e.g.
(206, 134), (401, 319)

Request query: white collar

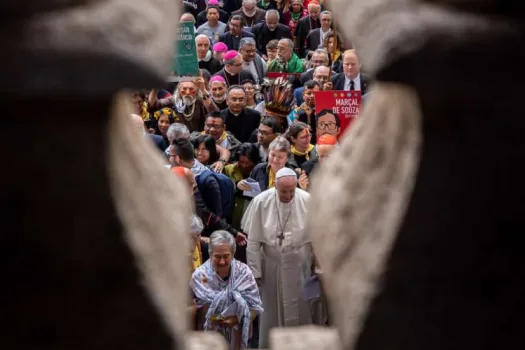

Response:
(345, 73), (361, 85)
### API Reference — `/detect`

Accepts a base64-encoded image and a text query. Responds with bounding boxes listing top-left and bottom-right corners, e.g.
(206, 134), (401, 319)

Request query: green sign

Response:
(171, 22), (199, 81)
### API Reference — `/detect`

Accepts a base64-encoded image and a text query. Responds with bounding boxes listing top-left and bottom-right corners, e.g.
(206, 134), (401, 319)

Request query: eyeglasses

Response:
(205, 123), (223, 129)
(257, 130), (274, 136)
(317, 122), (337, 130)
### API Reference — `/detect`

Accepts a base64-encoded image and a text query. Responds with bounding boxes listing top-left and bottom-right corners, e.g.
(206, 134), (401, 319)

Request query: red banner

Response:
(314, 90), (362, 139)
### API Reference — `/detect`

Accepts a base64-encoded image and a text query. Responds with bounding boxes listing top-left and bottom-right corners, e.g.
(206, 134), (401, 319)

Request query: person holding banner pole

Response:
(148, 71), (219, 133)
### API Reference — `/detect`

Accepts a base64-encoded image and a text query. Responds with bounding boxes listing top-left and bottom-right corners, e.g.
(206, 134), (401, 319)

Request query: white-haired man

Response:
(196, 34), (222, 75)
(148, 76), (218, 132)
(267, 38), (305, 73)
(242, 167), (313, 348)
(191, 230), (263, 349)
(230, 0), (266, 28)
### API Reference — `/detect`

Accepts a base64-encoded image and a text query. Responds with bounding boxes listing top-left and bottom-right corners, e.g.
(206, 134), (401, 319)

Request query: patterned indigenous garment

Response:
(191, 259), (263, 349)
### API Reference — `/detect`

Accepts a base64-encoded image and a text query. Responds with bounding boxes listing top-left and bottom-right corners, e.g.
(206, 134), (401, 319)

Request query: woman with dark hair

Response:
(224, 143), (262, 233)
(192, 134), (220, 166)
(322, 30), (346, 73)
(152, 107), (178, 150)
(285, 121), (318, 169)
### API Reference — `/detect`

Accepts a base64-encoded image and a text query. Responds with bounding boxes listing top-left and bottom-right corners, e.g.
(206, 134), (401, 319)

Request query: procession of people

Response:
(133, 0), (370, 348)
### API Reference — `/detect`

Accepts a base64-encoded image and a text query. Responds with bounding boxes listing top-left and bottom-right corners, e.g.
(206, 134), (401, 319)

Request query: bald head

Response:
(130, 114), (145, 133)
(308, 2), (321, 20)
(180, 12), (195, 23)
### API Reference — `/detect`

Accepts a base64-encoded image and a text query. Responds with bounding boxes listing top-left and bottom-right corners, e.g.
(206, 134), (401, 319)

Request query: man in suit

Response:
(230, 0), (266, 29)
(305, 11), (333, 58)
(331, 49), (370, 94)
(294, 1), (321, 58)
(218, 15), (255, 51)
(251, 9), (292, 57)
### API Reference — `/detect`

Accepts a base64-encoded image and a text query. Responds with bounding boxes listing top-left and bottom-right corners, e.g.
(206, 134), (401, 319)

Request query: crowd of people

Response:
(131, 0), (371, 348)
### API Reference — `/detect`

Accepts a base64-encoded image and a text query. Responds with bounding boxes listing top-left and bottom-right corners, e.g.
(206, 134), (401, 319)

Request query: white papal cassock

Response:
(242, 187), (313, 348)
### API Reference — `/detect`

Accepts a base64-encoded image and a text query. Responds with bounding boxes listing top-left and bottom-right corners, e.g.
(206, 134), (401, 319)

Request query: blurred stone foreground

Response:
(2, 0), (525, 350)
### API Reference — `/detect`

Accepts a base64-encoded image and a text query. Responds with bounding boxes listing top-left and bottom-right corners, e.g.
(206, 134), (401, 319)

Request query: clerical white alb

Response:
(242, 175), (313, 348)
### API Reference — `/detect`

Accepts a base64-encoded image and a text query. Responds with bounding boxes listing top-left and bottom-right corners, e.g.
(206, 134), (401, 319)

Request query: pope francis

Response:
(242, 167), (313, 348)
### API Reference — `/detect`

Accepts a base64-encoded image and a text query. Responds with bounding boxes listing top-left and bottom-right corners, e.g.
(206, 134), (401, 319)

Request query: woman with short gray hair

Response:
(191, 230), (263, 349)
(238, 135), (292, 193)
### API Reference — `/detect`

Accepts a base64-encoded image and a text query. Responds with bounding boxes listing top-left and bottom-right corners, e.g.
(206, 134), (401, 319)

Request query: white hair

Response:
(167, 123), (190, 141)
(195, 34), (210, 43)
(268, 136), (291, 155)
(239, 37), (256, 48)
(208, 230), (236, 255)
(266, 9), (280, 20)
(243, 0), (256, 5)
(279, 38), (294, 50)
(190, 214), (204, 233)
(320, 10), (332, 17)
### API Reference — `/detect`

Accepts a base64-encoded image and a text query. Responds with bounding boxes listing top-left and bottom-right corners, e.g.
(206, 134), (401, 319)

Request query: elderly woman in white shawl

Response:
(190, 230), (263, 349)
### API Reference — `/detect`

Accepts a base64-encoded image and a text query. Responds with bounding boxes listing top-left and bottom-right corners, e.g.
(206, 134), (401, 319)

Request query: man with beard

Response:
(208, 75), (228, 110)
(230, 0), (266, 29)
(239, 37), (267, 85)
(213, 51), (256, 88)
(267, 38), (305, 73)
(288, 81), (321, 132)
(221, 85), (261, 143)
(148, 76), (218, 132)
(218, 15), (254, 51)
(294, 1), (321, 58)
(251, 10), (292, 57)
(196, 34), (222, 75)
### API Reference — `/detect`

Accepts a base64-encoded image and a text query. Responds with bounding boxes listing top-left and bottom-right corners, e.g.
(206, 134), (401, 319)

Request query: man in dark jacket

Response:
(330, 49), (370, 94)
(170, 138), (222, 217)
(294, 1), (321, 57)
(218, 15), (255, 51)
(221, 85), (261, 143)
(196, 34), (223, 75)
(230, 0), (266, 28)
(213, 51), (256, 87)
(251, 9), (292, 57)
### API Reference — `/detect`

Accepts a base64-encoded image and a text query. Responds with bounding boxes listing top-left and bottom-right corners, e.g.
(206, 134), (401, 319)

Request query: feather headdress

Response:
(262, 77), (296, 116)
